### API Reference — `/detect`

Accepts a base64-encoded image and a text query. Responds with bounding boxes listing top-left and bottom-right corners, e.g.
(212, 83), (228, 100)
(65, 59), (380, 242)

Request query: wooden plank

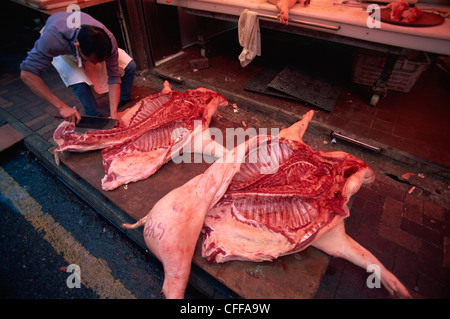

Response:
(192, 240), (329, 299)
(0, 124), (25, 152)
(59, 151), (209, 219)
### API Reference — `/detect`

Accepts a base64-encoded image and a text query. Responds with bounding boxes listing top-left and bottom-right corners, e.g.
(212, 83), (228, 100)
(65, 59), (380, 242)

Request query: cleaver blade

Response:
(55, 115), (117, 131)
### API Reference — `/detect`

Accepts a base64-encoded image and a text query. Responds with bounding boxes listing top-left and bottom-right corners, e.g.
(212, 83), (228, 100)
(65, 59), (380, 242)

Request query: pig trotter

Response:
(278, 12), (289, 25)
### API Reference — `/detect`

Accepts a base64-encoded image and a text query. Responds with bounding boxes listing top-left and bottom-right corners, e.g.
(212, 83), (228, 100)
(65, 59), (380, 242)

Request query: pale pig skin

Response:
(123, 157), (240, 298)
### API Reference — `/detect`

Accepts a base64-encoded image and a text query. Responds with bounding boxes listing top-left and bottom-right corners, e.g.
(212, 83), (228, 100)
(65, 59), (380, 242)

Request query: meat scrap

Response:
(53, 82), (228, 190)
(401, 7), (423, 23)
(387, 0), (422, 23)
(123, 110), (411, 299)
(267, 0), (311, 25)
(387, 0), (409, 21)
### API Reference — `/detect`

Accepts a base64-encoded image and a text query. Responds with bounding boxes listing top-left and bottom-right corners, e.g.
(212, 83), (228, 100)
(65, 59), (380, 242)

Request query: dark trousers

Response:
(69, 60), (136, 116)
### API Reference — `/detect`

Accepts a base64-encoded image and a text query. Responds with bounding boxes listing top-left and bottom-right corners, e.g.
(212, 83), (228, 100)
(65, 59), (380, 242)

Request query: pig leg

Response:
(267, 0), (301, 25)
(312, 222), (412, 299)
(277, 0), (295, 25)
(279, 110), (314, 143)
(124, 156), (242, 298)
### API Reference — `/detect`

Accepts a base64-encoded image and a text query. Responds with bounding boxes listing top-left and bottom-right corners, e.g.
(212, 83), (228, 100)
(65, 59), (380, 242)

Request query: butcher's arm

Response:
(20, 70), (81, 123)
(108, 83), (121, 119)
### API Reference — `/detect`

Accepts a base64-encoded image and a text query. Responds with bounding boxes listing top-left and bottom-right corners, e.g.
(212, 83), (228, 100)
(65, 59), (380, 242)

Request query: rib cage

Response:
(101, 121), (190, 164)
(230, 195), (318, 232)
(208, 137), (344, 242)
(128, 94), (171, 127)
(230, 139), (294, 187)
(132, 122), (190, 152)
(201, 135), (367, 263)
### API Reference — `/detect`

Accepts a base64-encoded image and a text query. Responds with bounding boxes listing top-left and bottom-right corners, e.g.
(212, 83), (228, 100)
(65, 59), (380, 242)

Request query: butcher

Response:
(20, 11), (136, 123)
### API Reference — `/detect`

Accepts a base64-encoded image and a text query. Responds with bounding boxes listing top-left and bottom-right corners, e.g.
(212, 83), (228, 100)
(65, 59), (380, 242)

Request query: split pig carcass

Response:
(53, 81), (227, 190)
(123, 110), (411, 299)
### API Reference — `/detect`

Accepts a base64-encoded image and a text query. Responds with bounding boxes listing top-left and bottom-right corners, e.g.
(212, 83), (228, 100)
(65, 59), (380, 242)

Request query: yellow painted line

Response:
(0, 167), (136, 299)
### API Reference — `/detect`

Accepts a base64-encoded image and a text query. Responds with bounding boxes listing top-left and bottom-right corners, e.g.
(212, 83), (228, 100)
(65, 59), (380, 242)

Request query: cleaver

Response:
(55, 115), (117, 132)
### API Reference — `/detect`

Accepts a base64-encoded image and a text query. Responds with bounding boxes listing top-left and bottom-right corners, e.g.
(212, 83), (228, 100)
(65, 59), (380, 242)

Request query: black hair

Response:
(77, 25), (112, 61)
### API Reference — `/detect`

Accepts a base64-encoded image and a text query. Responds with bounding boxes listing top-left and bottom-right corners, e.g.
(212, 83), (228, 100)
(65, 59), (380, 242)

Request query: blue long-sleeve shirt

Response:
(20, 12), (121, 85)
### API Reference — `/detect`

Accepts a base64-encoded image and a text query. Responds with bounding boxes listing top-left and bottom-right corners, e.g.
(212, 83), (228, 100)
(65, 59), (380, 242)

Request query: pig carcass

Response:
(123, 110), (411, 299)
(267, 0), (311, 25)
(53, 82), (227, 190)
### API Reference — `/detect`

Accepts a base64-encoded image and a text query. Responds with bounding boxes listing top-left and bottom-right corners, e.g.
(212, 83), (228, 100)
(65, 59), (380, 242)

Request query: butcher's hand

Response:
(59, 105), (81, 124)
(110, 109), (119, 120)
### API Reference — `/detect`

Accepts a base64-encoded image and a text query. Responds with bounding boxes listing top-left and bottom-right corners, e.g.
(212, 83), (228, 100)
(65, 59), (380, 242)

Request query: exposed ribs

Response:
(53, 84), (228, 190)
(202, 136), (371, 263)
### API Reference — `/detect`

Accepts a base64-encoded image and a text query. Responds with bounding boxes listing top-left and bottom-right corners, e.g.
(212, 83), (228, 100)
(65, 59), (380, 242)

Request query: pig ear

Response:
(279, 110), (315, 143)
